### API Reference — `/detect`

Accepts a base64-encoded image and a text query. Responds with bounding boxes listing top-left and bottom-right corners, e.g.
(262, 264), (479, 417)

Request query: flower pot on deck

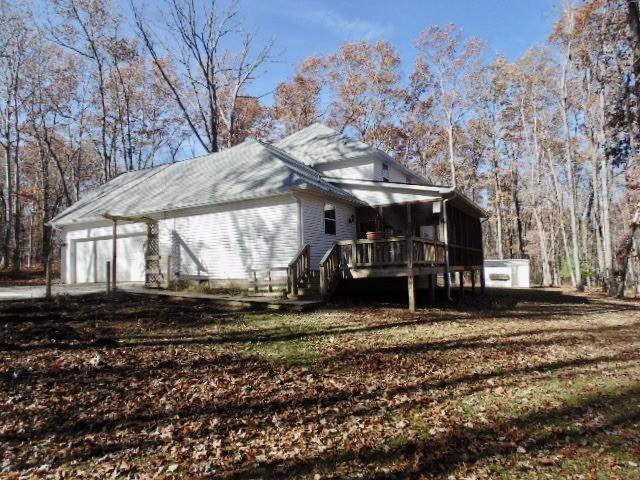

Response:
(366, 231), (386, 241)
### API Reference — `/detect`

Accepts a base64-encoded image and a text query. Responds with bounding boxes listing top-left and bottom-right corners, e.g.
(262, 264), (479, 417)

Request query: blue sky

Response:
(240, 0), (560, 102)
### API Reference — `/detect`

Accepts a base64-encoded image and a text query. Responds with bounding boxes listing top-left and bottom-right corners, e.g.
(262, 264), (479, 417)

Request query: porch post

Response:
(471, 269), (476, 293)
(112, 220), (117, 291)
(442, 200), (452, 301)
(459, 271), (465, 298)
(407, 234), (415, 312)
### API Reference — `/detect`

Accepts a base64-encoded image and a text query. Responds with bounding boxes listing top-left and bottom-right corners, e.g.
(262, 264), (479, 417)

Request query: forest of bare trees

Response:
(1, 0), (639, 295)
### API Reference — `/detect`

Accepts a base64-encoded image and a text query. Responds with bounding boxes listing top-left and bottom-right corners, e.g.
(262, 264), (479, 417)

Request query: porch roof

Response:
(326, 178), (488, 218)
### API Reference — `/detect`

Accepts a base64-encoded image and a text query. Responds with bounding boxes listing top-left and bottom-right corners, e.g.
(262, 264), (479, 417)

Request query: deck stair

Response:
(247, 244), (320, 299)
(290, 269), (321, 299)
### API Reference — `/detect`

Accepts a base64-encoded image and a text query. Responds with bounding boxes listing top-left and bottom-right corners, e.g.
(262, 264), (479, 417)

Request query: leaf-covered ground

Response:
(1, 288), (639, 479)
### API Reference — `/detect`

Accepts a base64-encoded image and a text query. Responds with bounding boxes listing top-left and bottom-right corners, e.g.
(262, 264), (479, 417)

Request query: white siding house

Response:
(50, 123), (487, 296)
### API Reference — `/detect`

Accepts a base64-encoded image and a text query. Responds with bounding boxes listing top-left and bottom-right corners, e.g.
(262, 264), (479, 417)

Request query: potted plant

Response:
(365, 213), (385, 240)
(366, 231), (385, 240)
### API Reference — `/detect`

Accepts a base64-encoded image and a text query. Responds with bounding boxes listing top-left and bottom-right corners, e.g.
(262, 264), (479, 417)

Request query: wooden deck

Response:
(320, 236), (484, 311)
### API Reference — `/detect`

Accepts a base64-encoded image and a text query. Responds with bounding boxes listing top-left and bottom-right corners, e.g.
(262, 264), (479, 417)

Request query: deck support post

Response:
(459, 271), (465, 298)
(408, 273), (416, 312)
(407, 234), (416, 312)
(428, 273), (436, 304)
(442, 200), (452, 301)
(471, 269), (476, 293)
(481, 267), (486, 294)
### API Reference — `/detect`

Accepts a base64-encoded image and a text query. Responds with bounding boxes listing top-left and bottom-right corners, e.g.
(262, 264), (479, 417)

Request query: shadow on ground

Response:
(0, 288), (638, 478)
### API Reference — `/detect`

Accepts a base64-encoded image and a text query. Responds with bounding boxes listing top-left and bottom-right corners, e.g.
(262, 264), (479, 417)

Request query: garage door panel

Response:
(75, 241), (96, 283)
(116, 236), (146, 282)
(95, 239), (111, 282)
(73, 234), (146, 284)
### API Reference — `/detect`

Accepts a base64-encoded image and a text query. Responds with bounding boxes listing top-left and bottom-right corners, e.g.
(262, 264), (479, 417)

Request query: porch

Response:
(317, 195), (487, 311)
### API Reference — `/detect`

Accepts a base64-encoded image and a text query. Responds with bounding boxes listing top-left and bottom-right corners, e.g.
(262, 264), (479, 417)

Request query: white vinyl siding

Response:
(373, 159), (411, 183)
(318, 156), (415, 183)
(158, 195), (299, 280)
(316, 157), (374, 181)
(298, 193), (356, 268)
(62, 195), (300, 284)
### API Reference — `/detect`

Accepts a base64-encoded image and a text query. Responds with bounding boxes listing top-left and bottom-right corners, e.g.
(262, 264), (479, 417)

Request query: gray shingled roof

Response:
(50, 139), (362, 227)
(276, 123), (426, 184)
(276, 123), (375, 166)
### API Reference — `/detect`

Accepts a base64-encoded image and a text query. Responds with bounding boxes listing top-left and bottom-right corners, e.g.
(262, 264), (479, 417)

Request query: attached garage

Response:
(71, 233), (146, 284)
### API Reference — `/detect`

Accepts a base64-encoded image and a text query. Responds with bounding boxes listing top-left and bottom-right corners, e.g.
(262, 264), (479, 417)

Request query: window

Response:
(382, 163), (389, 182)
(324, 204), (336, 235)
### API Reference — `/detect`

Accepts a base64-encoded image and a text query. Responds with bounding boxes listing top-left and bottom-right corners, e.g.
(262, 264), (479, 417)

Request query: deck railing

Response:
(319, 236), (481, 299)
(319, 242), (342, 298)
(287, 244), (310, 296)
(337, 236), (448, 269)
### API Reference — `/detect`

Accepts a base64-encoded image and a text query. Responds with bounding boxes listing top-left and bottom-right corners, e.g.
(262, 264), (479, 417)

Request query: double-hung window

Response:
(324, 204), (336, 235)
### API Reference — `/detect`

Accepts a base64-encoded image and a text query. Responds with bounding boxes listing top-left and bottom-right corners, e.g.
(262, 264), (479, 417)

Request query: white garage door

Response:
(74, 234), (146, 283)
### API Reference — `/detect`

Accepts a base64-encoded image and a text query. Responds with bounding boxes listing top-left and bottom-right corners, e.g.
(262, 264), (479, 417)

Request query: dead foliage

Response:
(0, 288), (639, 478)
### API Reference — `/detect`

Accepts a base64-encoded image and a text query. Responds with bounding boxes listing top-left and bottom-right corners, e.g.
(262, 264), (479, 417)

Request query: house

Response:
(50, 123), (488, 310)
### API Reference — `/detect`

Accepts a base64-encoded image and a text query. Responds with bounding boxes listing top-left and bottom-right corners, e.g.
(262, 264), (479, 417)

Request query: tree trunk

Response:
(560, 37), (583, 290)
(446, 117), (456, 189)
(2, 140), (12, 270)
(546, 149), (576, 286)
(616, 203), (640, 298)
(534, 208), (552, 286)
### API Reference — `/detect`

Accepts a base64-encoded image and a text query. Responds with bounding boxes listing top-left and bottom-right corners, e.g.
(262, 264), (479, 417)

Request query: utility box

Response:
(484, 259), (530, 288)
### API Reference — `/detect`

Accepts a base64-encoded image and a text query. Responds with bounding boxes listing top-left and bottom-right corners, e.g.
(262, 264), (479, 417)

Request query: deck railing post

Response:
(319, 265), (326, 297)
(351, 241), (358, 268)
(291, 268), (298, 296)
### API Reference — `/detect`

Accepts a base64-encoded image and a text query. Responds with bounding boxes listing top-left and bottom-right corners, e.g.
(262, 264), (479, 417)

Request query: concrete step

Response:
(299, 286), (319, 293)
(245, 290), (287, 298)
(289, 293), (322, 301)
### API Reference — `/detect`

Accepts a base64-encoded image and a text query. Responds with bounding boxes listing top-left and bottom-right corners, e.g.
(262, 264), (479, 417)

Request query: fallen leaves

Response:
(0, 290), (639, 478)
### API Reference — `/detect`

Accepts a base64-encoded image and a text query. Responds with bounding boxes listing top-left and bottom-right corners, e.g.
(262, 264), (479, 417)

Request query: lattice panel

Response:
(145, 222), (162, 288)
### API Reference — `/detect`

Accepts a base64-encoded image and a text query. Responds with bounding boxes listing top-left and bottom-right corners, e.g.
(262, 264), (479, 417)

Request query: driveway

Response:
(0, 283), (141, 301)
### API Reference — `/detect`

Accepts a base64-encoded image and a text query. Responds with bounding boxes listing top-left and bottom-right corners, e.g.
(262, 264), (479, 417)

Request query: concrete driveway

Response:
(0, 283), (140, 301)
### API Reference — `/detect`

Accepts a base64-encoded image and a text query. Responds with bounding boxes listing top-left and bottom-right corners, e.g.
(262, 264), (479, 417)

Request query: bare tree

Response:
(132, 0), (273, 153)
(415, 24), (485, 189)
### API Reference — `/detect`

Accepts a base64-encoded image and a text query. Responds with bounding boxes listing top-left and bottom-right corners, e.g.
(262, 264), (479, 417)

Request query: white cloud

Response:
(292, 6), (390, 40)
